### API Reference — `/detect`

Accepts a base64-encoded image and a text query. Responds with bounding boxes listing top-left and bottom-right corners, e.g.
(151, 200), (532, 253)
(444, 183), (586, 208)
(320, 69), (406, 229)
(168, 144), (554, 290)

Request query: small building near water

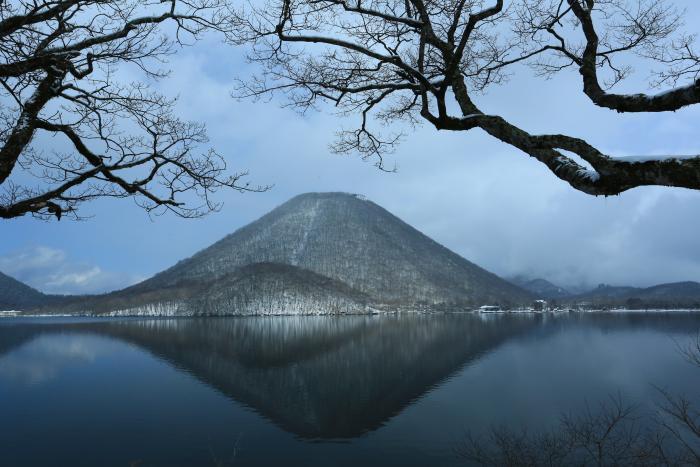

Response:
(478, 305), (502, 313)
(0, 310), (21, 317)
(532, 300), (548, 312)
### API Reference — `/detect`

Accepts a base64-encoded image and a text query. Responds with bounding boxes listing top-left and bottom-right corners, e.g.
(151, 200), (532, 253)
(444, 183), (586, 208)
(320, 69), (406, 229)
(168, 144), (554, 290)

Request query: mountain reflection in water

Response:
(1, 312), (700, 467)
(1, 313), (540, 438)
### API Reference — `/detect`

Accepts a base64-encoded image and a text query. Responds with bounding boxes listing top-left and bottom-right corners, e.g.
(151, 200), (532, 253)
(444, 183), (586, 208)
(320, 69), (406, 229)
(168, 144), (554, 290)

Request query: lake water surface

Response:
(1, 313), (699, 466)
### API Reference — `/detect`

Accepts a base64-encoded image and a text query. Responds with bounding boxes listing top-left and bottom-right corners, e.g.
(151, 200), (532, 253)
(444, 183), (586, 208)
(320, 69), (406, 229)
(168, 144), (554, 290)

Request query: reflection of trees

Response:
(4, 312), (699, 452)
(457, 333), (700, 466)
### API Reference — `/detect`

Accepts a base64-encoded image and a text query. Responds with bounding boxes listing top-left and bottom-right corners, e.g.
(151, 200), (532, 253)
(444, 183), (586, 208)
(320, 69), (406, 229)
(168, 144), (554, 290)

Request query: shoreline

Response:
(3, 308), (700, 319)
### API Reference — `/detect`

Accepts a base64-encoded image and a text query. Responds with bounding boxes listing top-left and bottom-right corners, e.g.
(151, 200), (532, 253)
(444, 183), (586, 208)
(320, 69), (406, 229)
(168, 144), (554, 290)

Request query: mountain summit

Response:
(12, 193), (532, 315)
(136, 192), (529, 305)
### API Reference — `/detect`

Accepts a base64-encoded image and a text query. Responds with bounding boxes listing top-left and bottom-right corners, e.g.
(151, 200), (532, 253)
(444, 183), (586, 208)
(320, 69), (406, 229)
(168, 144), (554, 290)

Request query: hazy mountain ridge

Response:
(507, 275), (700, 308)
(508, 276), (571, 299)
(572, 281), (700, 308)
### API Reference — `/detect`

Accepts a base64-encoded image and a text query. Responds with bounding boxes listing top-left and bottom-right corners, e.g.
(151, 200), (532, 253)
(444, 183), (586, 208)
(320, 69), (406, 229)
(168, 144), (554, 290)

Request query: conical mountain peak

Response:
(11, 193), (531, 315)
(134, 192), (530, 308)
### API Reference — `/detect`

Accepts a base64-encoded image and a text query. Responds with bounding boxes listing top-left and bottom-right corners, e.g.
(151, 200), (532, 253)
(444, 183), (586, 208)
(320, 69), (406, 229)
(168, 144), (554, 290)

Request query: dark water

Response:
(1, 312), (699, 466)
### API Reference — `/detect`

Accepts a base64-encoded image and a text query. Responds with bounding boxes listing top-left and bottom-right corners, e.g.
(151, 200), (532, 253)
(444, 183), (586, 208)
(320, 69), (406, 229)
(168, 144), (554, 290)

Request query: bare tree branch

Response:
(229, 0), (700, 196)
(0, 0), (266, 220)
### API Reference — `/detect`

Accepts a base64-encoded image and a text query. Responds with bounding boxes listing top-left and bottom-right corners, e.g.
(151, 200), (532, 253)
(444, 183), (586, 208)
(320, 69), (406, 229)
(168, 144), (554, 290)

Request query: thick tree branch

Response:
(0, 68), (66, 184)
(233, 0), (700, 196)
(567, 0), (700, 112)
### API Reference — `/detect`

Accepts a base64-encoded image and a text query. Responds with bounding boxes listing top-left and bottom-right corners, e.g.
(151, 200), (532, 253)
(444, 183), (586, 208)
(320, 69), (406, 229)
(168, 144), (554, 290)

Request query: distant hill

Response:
(508, 276), (571, 299)
(572, 282), (700, 309)
(0, 271), (51, 310)
(36, 192), (533, 315)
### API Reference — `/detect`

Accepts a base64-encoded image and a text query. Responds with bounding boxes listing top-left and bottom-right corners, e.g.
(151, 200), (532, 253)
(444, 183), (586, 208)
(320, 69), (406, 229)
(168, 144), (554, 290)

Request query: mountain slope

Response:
(0, 271), (51, 310)
(55, 263), (373, 316)
(129, 192), (531, 309)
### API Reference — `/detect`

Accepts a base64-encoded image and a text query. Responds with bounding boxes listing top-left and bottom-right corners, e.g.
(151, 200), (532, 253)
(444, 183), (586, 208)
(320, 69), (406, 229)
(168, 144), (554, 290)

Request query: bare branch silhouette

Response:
(456, 336), (700, 466)
(0, 0), (266, 220)
(230, 0), (700, 195)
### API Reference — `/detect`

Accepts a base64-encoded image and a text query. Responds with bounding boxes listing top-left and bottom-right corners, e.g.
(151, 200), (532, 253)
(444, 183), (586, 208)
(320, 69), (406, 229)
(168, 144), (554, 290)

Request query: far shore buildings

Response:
(478, 305), (502, 313)
(478, 300), (551, 313)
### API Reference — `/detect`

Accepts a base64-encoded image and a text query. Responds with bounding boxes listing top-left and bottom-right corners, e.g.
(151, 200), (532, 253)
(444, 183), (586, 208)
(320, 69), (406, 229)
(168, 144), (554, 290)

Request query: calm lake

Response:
(1, 313), (699, 466)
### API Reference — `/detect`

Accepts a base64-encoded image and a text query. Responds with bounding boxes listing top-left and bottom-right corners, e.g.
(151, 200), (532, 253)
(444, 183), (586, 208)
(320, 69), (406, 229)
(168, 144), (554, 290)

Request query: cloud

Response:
(2, 245), (67, 272)
(0, 246), (144, 295)
(0, 335), (102, 385)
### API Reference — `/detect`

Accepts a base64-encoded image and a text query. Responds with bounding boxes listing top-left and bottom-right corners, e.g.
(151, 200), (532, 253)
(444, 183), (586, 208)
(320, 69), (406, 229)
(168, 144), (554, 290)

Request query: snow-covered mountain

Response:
(30, 192), (533, 315)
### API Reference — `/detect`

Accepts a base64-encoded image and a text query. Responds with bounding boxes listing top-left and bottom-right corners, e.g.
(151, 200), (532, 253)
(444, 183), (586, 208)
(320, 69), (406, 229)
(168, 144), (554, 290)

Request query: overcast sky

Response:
(2, 2), (700, 295)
